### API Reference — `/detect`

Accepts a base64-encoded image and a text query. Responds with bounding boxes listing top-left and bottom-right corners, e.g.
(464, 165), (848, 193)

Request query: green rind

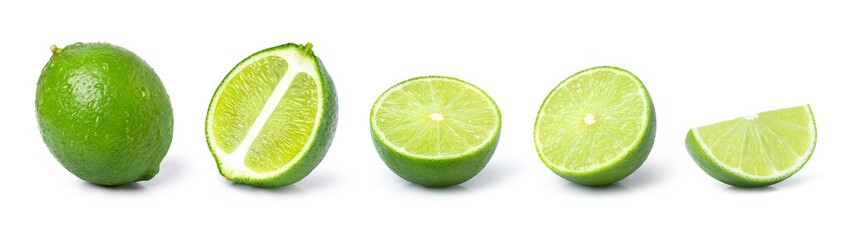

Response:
(371, 128), (499, 188)
(685, 106), (817, 187)
(36, 42), (173, 186)
(370, 76), (501, 187)
(205, 43), (337, 188)
(535, 66), (656, 186)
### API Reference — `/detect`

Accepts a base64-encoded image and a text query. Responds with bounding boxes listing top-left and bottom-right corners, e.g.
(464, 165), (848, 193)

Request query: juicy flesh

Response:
(211, 55), (318, 173)
(536, 69), (647, 171)
(373, 78), (498, 157)
(696, 106), (813, 177)
(212, 56), (287, 153)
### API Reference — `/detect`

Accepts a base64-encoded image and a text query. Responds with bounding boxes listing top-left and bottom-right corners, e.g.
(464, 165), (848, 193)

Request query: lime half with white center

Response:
(534, 66), (656, 186)
(686, 105), (816, 187)
(205, 43), (337, 188)
(370, 76), (501, 187)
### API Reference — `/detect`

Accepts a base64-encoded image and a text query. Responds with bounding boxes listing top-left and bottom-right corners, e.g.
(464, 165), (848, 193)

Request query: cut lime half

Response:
(686, 105), (816, 187)
(370, 76), (501, 187)
(534, 66), (656, 186)
(205, 43), (337, 188)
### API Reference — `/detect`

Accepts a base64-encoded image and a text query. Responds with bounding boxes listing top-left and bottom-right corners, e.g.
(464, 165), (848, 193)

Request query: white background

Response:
(1, 0), (848, 238)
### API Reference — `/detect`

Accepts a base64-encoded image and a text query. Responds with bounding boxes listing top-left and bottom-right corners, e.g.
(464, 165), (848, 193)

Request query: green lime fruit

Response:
(36, 42), (173, 186)
(686, 105), (817, 187)
(205, 43), (337, 188)
(534, 66), (656, 186)
(370, 76), (501, 187)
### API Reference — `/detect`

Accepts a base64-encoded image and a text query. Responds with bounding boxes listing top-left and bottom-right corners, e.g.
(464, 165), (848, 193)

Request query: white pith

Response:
(692, 105), (816, 180)
(584, 113), (596, 125)
(207, 48), (322, 179)
(429, 112), (444, 122)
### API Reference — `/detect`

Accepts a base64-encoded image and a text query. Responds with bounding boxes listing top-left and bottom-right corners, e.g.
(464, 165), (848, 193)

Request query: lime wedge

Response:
(534, 66), (656, 186)
(205, 43), (337, 188)
(686, 105), (817, 187)
(370, 76), (501, 187)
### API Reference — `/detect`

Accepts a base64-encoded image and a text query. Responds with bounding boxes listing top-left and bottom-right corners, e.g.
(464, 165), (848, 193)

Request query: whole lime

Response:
(36, 42), (173, 186)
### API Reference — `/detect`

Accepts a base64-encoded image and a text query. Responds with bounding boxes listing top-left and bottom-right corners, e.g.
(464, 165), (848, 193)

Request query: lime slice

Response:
(205, 43), (337, 188)
(370, 76), (501, 187)
(534, 66), (656, 186)
(686, 105), (816, 187)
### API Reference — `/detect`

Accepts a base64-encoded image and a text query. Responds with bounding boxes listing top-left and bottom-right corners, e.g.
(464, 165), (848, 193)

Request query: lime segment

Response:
(686, 105), (816, 187)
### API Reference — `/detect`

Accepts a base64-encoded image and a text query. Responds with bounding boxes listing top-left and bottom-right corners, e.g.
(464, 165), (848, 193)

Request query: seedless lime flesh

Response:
(534, 66), (655, 186)
(205, 43), (337, 188)
(686, 105), (816, 187)
(370, 76), (501, 187)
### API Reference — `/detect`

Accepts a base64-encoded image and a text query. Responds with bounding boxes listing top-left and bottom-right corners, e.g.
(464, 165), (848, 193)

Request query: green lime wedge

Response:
(534, 66), (656, 186)
(686, 105), (816, 187)
(370, 76), (501, 187)
(205, 43), (337, 188)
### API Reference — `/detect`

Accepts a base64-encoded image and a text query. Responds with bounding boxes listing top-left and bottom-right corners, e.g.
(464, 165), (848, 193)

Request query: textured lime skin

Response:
(205, 43), (338, 188)
(535, 66), (656, 186)
(371, 130), (500, 187)
(36, 43), (173, 186)
(370, 77), (501, 188)
(685, 119), (817, 188)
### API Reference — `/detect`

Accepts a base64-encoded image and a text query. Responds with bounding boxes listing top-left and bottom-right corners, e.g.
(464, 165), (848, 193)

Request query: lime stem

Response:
(50, 44), (61, 55)
(303, 42), (314, 55)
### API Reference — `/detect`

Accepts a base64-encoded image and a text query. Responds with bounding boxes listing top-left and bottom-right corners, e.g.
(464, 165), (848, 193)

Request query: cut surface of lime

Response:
(205, 43), (337, 188)
(370, 76), (500, 187)
(534, 66), (655, 186)
(686, 105), (816, 187)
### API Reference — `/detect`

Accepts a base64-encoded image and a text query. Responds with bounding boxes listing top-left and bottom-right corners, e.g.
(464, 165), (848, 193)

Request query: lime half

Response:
(534, 66), (656, 186)
(205, 43), (337, 188)
(686, 105), (816, 187)
(370, 76), (501, 187)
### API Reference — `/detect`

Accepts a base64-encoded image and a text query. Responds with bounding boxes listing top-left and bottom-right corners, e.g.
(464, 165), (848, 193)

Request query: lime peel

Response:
(36, 42), (173, 186)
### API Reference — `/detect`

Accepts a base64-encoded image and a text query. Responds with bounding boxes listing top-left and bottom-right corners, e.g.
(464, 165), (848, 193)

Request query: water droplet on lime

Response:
(141, 87), (150, 99)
